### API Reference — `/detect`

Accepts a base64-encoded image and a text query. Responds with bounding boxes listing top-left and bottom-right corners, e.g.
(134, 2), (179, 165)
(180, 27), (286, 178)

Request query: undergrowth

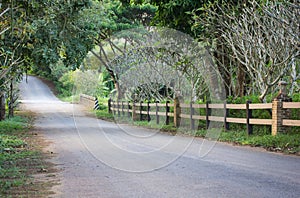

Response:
(0, 112), (54, 196)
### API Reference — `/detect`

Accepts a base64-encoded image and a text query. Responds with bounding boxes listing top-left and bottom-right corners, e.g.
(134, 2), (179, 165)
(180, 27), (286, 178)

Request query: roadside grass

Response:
(95, 109), (114, 121)
(198, 130), (300, 154)
(0, 111), (56, 197)
(95, 109), (300, 155)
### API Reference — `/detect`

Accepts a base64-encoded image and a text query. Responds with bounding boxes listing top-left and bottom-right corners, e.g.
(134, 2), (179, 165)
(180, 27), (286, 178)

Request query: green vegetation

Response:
(215, 131), (299, 154)
(1, 0), (299, 119)
(0, 113), (54, 196)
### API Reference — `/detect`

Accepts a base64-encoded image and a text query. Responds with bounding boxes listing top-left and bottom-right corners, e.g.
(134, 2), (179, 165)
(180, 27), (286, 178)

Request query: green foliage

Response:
(0, 116), (27, 133)
(103, 0), (156, 31)
(292, 93), (300, 102)
(218, 131), (300, 154)
(193, 129), (300, 154)
(0, 135), (26, 149)
(0, 114), (41, 193)
(149, 0), (207, 37)
(57, 71), (75, 97)
(129, 120), (177, 132)
(57, 68), (113, 99)
(95, 109), (115, 121)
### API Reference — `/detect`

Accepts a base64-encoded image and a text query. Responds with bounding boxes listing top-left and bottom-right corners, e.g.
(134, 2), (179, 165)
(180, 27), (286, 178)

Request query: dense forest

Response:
(0, 0), (299, 120)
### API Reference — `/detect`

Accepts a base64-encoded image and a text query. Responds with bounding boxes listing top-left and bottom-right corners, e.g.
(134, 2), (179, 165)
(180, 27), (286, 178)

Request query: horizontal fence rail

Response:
(105, 98), (300, 135)
(282, 102), (300, 127)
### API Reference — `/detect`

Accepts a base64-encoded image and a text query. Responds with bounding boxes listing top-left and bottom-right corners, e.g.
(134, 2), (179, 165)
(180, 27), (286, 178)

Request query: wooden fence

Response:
(108, 99), (300, 136)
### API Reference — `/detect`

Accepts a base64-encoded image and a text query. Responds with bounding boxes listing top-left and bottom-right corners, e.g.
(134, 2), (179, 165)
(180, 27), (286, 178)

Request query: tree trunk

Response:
(8, 80), (14, 117)
(0, 93), (5, 121)
(204, 48), (226, 101)
(236, 63), (245, 97)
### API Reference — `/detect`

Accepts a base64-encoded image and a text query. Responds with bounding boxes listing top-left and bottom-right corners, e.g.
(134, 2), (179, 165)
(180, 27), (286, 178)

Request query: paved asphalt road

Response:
(19, 76), (300, 198)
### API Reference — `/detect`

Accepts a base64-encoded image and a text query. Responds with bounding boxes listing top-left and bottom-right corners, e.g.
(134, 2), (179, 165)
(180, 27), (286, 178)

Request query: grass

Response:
(193, 129), (300, 154)
(95, 109), (115, 121)
(0, 112), (57, 197)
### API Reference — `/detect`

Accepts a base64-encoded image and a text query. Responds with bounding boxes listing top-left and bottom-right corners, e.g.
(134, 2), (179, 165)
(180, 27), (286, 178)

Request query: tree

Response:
(149, 0), (208, 37)
(90, 0), (156, 99)
(0, 1), (31, 118)
(263, 0), (300, 95)
(1, 0), (96, 118)
(29, 0), (96, 76)
(219, 1), (299, 102)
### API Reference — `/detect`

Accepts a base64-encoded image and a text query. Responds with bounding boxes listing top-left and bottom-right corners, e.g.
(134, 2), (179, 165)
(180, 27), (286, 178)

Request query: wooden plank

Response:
(208, 104), (224, 109)
(180, 114), (190, 119)
(283, 102), (300, 109)
(157, 103), (168, 107)
(157, 112), (166, 116)
(141, 111), (148, 115)
(192, 104), (206, 108)
(226, 104), (246, 109)
(249, 103), (272, 109)
(249, 119), (272, 125)
(167, 112), (174, 117)
(208, 116), (224, 122)
(146, 103), (167, 107)
(192, 115), (206, 120)
(226, 117), (247, 124)
(140, 103), (148, 107)
(180, 104), (190, 108)
(282, 119), (300, 126)
(128, 109), (133, 113)
(148, 111), (156, 115)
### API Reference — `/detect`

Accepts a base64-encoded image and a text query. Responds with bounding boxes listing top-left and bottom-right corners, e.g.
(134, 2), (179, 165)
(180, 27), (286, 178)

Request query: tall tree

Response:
(0, 0), (96, 118)
(218, 1), (299, 102)
(1, 0), (31, 118)
(149, 0), (207, 37)
(90, 0), (156, 99)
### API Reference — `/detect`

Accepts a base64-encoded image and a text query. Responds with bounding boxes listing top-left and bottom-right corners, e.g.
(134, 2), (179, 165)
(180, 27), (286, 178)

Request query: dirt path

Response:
(19, 76), (300, 198)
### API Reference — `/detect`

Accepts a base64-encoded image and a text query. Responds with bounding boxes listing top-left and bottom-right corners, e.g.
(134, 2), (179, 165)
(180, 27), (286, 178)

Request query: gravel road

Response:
(19, 76), (300, 198)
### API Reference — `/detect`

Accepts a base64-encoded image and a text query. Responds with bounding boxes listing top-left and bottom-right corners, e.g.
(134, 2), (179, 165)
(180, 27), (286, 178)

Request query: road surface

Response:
(19, 76), (300, 198)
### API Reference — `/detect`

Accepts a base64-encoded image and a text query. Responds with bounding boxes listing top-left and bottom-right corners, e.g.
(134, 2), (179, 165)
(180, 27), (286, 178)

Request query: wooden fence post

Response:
(166, 101), (170, 125)
(140, 101), (143, 121)
(108, 98), (112, 114)
(117, 101), (120, 117)
(206, 101), (210, 129)
(272, 99), (283, 136)
(156, 101), (159, 124)
(132, 102), (137, 121)
(246, 100), (253, 135)
(174, 97), (181, 128)
(127, 101), (130, 118)
(190, 102), (195, 130)
(121, 101), (124, 116)
(147, 102), (151, 122)
(112, 101), (115, 115)
(224, 101), (229, 131)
